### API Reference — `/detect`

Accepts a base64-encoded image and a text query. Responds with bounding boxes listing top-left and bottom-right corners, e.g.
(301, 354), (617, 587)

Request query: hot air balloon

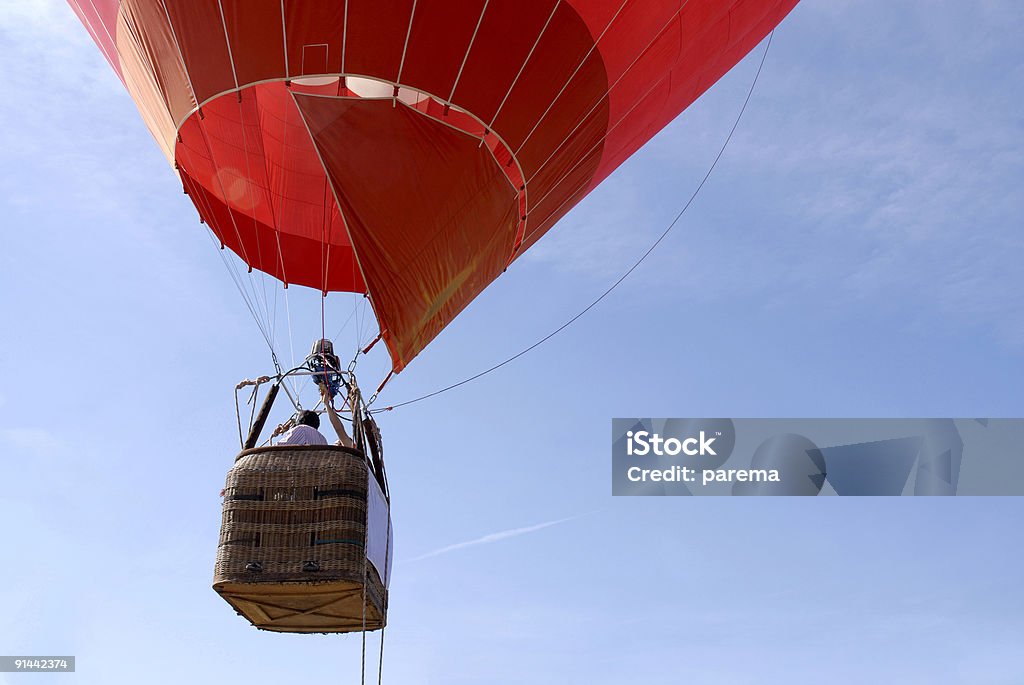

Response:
(68, 0), (800, 634)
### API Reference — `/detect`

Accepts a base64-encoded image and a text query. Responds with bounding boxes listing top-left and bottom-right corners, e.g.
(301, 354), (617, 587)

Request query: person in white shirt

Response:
(278, 410), (328, 446)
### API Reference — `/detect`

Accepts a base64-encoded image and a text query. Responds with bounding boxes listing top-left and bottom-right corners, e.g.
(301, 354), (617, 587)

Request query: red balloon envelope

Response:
(69, 0), (798, 372)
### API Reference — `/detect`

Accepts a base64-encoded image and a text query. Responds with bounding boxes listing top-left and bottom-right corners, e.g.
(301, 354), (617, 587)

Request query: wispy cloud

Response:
(0, 426), (63, 457)
(407, 513), (591, 562)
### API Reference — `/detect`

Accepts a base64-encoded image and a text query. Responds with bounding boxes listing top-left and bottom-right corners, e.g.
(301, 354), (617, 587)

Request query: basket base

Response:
(214, 580), (385, 633)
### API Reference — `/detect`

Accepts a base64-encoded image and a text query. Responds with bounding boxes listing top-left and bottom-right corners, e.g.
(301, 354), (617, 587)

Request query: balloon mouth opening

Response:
(289, 75), (459, 111)
(292, 75), (341, 87)
(344, 76), (432, 107)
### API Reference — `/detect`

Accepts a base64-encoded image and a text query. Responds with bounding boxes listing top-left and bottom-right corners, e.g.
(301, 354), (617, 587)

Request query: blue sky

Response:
(1, 1), (1022, 683)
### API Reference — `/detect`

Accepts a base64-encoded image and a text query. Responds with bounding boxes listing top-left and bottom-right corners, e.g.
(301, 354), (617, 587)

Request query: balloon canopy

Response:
(69, 0), (798, 372)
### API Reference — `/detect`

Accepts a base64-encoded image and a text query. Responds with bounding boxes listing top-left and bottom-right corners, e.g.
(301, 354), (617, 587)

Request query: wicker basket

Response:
(213, 444), (388, 633)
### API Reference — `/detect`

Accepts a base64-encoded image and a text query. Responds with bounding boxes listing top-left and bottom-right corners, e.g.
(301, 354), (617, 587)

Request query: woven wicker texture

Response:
(213, 444), (387, 633)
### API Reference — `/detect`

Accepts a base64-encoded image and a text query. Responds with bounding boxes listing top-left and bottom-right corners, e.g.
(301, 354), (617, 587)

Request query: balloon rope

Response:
(192, 121), (279, 354)
(359, 462), (370, 685)
(188, 176), (277, 358)
(374, 30), (775, 412)
(275, 87), (302, 396)
(377, 505), (392, 685)
(322, 163), (330, 342)
(233, 91), (275, 349)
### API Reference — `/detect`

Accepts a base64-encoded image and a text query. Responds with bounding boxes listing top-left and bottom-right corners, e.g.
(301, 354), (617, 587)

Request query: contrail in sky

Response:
(407, 513), (594, 562)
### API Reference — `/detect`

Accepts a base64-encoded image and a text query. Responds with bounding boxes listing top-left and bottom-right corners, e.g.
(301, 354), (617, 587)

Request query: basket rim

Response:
(235, 443), (366, 462)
